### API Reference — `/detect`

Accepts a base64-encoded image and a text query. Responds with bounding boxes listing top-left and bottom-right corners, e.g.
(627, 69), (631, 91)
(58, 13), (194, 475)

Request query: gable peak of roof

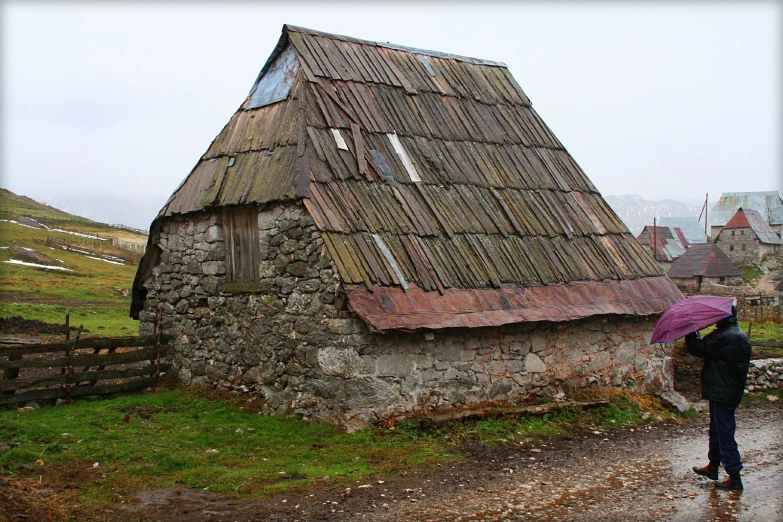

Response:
(282, 24), (507, 67)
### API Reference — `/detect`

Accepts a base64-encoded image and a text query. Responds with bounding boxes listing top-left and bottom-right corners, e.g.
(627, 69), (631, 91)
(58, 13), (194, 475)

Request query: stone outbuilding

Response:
(131, 25), (683, 430)
(667, 243), (742, 292)
(715, 208), (782, 265)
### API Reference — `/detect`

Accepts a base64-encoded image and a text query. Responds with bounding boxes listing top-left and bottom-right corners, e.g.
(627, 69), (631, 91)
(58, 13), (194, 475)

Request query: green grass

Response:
(0, 388), (683, 504)
(740, 266), (764, 283)
(0, 221), (138, 302)
(0, 389), (458, 499)
(740, 320), (783, 341)
(0, 216), (141, 337)
(0, 302), (136, 337)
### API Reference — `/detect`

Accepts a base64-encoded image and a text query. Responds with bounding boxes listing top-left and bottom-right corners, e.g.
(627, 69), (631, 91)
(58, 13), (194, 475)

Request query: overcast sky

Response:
(1, 1), (780, 229)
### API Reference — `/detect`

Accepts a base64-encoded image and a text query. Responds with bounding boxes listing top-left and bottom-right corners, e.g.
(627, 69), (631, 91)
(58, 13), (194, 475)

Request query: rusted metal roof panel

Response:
(345, 276), (683, 332)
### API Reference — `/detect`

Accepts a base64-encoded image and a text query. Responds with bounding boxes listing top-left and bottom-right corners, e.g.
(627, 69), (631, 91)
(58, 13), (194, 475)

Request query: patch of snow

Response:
(4, 259), (72, 271)
(1, 219), (41, 230)
(86, 256), (124, 265)
(49, 228), (107, 240)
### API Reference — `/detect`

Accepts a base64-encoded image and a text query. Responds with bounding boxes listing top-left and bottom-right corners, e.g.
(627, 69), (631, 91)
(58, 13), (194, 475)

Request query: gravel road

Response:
(129, 400), (782, 522)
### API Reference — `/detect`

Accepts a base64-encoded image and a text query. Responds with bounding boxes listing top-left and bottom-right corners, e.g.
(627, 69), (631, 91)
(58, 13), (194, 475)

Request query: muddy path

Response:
(125, 401), (782, 522)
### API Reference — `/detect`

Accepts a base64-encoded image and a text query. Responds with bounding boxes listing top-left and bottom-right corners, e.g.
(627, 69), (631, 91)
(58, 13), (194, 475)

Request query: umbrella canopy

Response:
(650, 295), (734, 344)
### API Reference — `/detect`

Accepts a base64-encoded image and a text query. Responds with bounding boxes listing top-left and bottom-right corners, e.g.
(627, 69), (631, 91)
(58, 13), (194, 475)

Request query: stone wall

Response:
(746, 358), (783, 393)
(717, 227), (761, 265)
(139, 203), (674, 431)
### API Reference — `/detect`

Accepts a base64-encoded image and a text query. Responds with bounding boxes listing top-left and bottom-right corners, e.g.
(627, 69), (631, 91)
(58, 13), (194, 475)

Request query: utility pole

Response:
(698, 193), (709, 238)
(653, 217), (657, 261)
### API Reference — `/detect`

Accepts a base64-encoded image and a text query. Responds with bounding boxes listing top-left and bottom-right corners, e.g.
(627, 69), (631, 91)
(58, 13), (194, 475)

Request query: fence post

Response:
(65, 327), (83, 405)
(65, 313), (70, 340)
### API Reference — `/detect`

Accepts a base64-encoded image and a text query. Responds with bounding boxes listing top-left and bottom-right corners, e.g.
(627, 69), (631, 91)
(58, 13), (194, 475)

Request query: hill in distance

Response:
(0, 188), (148, 242)
(0, 188), (146, 336)
(605, 195), (703, 236)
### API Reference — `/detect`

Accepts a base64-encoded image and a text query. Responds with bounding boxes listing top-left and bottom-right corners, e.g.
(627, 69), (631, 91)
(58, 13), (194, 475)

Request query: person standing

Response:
(685, 305), (751, 490)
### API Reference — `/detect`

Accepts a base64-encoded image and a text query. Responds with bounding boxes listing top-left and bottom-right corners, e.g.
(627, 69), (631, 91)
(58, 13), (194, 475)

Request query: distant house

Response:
(658, 217), (708, 244)
(715, 208), (782, 264)
(131, 25), (682, 430)
(636, 225), (689, 269)
(667, 243), (742, 291)
(709, 191), (783, 239)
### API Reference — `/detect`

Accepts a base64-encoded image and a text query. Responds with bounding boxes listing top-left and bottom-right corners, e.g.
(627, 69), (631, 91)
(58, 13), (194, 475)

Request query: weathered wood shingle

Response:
(144, 24), (682, 331)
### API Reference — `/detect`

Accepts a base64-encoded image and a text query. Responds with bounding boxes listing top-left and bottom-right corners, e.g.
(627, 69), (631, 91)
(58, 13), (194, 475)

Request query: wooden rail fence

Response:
(0, 334), (172, 406)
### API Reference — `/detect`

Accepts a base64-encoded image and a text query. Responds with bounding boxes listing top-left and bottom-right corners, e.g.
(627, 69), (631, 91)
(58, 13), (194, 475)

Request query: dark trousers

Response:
(708, 400), (742, 476)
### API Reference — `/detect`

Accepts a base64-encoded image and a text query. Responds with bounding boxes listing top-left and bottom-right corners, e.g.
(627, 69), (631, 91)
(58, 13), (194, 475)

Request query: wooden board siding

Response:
(224, 207), (260, 284)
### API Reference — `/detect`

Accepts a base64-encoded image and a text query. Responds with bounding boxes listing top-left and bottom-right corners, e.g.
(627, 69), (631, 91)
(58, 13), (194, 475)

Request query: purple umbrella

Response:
(650, 295), (734, 344)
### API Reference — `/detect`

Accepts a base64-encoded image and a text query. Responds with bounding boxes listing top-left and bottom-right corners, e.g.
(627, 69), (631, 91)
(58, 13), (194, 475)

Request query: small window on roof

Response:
(731, 230), (735, 236)
(729, 245), (735, 251)
(742, 245), (746, 251)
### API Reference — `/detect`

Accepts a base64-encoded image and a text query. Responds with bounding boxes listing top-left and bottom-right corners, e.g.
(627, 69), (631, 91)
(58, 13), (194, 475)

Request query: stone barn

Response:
(667, 243), (742, 292)
(131, 25), (683, 431)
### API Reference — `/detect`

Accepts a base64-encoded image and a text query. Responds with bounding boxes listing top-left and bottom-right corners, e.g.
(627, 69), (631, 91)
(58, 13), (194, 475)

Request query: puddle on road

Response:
(665, 421), (783, 522)
(387, 407), (783, 522)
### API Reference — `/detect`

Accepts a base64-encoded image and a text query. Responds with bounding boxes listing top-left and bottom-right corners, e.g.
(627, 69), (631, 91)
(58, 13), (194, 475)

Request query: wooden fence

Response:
(0, 333), (172, 406)
(737, 294), (782, 324)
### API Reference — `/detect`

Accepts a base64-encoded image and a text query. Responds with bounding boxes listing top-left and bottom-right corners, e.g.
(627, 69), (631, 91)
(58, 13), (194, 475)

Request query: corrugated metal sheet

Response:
(667, 243), (741, 279)
(658, 217), (708, 244)
(345, 276), (682, 332)
(140, 24), (683, 326)
(709, 191), (783, 228)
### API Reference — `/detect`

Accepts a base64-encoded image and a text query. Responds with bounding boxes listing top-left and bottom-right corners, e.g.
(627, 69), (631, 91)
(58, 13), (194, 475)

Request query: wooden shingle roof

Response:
(146, 25), (682, 331)
(667, 243), (741, 279)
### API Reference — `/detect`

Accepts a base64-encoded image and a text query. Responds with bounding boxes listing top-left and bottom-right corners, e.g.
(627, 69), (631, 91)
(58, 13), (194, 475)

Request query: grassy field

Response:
(0, 387), (689, 503)
(0, 190), (144, 337)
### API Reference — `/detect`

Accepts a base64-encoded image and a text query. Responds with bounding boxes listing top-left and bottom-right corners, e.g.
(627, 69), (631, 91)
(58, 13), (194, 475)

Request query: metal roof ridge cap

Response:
(283, 24), (507, 67)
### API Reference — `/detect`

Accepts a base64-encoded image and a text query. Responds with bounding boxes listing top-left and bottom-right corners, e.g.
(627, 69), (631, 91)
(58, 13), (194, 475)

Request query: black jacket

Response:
(685, 315), (751, 406)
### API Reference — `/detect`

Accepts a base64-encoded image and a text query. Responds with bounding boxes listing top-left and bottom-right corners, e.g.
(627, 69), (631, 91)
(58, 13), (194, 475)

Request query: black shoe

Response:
(715, 475), (743, 490)
(692, 464), (719, 480)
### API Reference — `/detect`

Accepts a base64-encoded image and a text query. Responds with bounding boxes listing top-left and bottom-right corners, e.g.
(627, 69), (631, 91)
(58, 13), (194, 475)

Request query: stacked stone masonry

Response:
(139, 202), (674, 431)
(746, 358), (783, 393)
(717, 227), (763, 265)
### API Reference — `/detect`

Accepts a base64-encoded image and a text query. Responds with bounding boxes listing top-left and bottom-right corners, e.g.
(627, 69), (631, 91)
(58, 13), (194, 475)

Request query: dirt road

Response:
(128, 400), (782, 522)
